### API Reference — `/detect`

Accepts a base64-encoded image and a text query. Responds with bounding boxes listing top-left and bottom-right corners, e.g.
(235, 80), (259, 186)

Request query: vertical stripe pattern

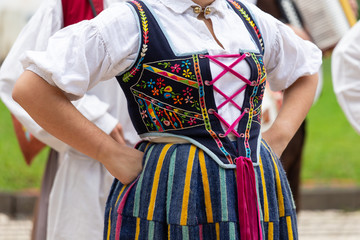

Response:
(180, 145), (196, 225)
(147, 144), (172, 220)
(103, 140), (297, 240)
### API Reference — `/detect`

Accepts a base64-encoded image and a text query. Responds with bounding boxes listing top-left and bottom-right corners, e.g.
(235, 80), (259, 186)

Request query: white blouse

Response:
(22, 0), (322, 133)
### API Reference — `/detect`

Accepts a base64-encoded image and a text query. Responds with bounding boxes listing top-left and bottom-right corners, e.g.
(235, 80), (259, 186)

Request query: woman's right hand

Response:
(99, 142), (144, 185)
(108, 123), (144, 183)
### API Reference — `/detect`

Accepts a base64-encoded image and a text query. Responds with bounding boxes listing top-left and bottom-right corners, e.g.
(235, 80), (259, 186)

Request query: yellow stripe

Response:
(180, 145), (196, 225)
(271, 153), (285, 217)
(106, 208), (112, 240)
(168, 225), (171, 240)
(268, 222), (274, 240)
(115, 185), (127, 206)
(135, 218), (141, 240)
(263, 142), (285, 217)
(216, 222), (220, 240)
(286, 216), (294, 240)
(198, 150), (214, 223)
(147, 144), (172, 220)
(259, 156), (269, 222)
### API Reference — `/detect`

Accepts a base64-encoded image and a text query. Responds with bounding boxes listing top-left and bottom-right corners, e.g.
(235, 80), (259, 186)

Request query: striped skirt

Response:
(104, 140), (297, 239)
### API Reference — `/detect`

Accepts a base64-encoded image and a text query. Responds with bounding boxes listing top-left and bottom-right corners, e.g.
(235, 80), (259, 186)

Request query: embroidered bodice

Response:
(117, 0), (267, 168)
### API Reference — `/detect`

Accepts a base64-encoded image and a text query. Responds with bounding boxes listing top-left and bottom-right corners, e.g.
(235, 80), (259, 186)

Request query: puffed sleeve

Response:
(332, 21), (360, 134)
(246, 4), (322, 91)
(20, 2), (140, 100)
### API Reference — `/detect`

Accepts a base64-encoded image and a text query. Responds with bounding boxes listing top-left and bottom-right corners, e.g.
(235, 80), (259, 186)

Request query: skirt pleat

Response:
(104, 140), (297, 240)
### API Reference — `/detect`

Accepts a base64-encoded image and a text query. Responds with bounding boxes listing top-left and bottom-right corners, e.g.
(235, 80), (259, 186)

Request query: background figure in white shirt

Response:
(248, 0), (358, 212)
(332, 20), (360, 135)
(0, 0), (139, 239)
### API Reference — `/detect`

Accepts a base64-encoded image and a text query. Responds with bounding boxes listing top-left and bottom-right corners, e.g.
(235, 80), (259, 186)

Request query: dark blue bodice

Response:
(116, 0), (267, 168)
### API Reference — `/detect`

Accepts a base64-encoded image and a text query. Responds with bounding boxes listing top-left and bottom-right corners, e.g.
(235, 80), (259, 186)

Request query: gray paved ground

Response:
(0, 210), (360, 239)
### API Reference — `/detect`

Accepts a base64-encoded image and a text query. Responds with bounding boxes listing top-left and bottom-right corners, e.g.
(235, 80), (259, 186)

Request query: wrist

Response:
(262, 120), (296, 157)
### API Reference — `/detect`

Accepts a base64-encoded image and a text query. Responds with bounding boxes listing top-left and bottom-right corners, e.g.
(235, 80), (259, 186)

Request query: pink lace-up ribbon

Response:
(202, 53), (262, 239)
(202, 53), (256, 138)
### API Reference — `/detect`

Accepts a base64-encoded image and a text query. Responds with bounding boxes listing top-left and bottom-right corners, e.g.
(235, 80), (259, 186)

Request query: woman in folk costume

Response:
(0, 0), (139, 239)
(13, 0), (321, 239)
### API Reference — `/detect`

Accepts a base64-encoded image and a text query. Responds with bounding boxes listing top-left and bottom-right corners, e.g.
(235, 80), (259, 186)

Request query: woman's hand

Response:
(110, 123), (126, 144)
(98, 142), (144, 184)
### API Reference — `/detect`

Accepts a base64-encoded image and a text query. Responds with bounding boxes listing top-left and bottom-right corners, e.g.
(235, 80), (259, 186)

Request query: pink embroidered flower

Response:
(188, 118), (196, 125)
(182, 87), (193, 96)
(171, 64), (180, 73)
(140, 110), (148, 119)
(185, 95), (194, 104)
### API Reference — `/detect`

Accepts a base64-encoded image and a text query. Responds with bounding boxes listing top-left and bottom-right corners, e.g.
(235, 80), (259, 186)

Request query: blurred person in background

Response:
(246, 0), (358, 212)
(332, 20), (360, 135)
(0, 0), (139, 239)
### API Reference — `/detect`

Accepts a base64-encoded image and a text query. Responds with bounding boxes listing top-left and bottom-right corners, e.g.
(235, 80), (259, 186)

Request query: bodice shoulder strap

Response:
(227, 0), (265, 54)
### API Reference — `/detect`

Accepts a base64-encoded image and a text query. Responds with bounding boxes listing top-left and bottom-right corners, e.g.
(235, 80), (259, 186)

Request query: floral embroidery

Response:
(173, 96), (184, 105)
(131, 57), (203, 132)
(185, 95), (194, 104)
(147, 79), (155, 88)
(188, 118), (197, 125)
(182, 69), (192, 78)
(152, 87), (159, 96)
(181, 60), (191, 69)
(182, 87), (193, 96)
(156, 78), (165, 88)
(140, 110), (147, 119)
(171, 64), (181, 73)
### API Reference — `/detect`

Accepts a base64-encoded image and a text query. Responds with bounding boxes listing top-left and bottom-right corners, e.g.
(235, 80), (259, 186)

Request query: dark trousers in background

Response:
(280, 121), (306, 213)
(31, 149), (58, 240)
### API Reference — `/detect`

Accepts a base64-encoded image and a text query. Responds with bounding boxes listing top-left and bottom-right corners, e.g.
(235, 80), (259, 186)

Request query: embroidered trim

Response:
(228, 0), (265, 53)
(123, 1), (149, 83)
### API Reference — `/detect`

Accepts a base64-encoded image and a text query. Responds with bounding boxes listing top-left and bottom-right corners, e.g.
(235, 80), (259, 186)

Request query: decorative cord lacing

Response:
(200, 53), (254, 138)
(201, 53), (263, 240)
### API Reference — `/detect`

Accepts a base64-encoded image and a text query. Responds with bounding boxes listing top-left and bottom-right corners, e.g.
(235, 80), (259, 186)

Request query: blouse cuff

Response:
(26, 64), (82, 101)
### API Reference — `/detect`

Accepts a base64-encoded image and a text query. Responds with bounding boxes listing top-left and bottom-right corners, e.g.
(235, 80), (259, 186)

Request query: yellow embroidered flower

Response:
(182, 69), (192, 78)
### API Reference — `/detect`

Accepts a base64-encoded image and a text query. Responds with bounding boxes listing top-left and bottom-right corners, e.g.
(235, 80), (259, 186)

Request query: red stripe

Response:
(115, 177), (139, 239)
(199, 224), (203, 240)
